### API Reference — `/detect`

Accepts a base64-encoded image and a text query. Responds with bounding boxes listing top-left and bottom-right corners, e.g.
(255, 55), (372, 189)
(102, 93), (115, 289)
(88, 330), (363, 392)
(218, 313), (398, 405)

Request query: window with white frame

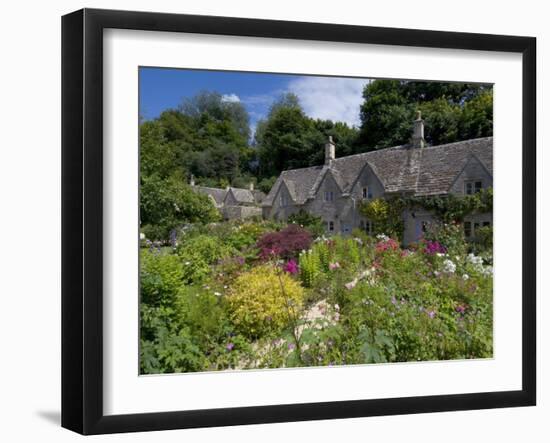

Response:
(464, 180), (483, 195)
(360, 219), (373, 235)
(324, 190), (334, 202)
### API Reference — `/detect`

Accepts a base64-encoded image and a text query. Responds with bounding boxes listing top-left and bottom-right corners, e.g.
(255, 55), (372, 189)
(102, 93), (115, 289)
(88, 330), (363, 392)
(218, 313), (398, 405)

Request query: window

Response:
(324, 191), (334, 202)
(360, 219), (373, 235)
(465, 180), (483, 195)
(464, 221), (472, 238)
(362, 186), (373, 199)
(280, 194), (288, 207)
(483, 221), (491, 227)
(327, 221), (335, 232)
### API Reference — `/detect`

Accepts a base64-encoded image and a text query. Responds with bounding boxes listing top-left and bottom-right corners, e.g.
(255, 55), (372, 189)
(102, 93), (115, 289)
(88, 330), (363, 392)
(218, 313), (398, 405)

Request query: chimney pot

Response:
(325, 136), (336, 165)
(412, 111), (425, 148)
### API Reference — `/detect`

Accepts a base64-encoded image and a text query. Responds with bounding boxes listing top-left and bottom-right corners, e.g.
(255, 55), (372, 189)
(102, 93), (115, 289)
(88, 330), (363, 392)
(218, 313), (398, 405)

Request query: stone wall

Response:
(223, 205), (263, 220)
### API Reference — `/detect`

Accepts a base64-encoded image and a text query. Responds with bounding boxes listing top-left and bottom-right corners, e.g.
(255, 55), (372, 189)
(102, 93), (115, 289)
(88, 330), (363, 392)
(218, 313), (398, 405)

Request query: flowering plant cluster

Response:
(140, 219), (492, 374)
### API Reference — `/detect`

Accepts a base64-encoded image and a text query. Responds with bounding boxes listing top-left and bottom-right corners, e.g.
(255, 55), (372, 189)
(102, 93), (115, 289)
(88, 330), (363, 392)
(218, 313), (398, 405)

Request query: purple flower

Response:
(424, 241), (447, 255)
(391, 296), (397, 305)
(427, 310), (436, 319)
(226, 342), (235, 351)
(329, 262), (341, 270)
(287, 343), (296, 351)
(283, 259), (299, 275)
(455, 304), (466, 314)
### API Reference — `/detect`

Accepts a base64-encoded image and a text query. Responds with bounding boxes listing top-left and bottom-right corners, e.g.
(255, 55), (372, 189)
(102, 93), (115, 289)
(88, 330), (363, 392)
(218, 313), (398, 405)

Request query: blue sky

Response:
(139, 67), (369, 132)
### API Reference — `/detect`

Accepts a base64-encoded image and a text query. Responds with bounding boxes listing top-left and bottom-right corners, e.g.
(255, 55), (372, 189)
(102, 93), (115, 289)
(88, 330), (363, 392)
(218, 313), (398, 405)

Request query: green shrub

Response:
(227, 264), (304, 338)
(424, 221), (467, 257)
(288, 210), (326, 238)
(140, 249), (184, 307)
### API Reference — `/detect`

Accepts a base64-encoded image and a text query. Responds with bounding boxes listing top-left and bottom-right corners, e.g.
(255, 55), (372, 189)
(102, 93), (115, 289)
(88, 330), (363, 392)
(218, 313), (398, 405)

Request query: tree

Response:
(140, 172), (220, 241)
(357, 80), (493, 150)
(256, 94), (318, 177)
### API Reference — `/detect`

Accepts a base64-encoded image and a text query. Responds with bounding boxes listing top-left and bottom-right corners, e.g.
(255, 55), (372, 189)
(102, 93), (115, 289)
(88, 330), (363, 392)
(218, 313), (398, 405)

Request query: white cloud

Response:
(221, 93), (241, 103)
(287, 77), (368, 127)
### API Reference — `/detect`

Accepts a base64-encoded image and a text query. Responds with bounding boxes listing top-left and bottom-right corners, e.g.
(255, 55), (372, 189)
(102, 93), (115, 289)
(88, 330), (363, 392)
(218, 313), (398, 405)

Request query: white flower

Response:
(442, 259), (456, 274)
(184, 261), (191, 265)
(214, 291), (222, 296)
(140, 233), (146, 240)
(376, 234), (389, 241)
(481, 266), (493, 276)
(462, 274), (470, 280)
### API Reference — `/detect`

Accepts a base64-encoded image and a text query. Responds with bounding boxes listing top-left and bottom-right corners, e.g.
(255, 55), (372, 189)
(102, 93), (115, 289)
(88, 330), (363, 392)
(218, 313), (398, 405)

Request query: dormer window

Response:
(362, 186), (373, 199)
(465, 180), (483, 195)
(324, 191), (334, 202)
(280, 194), (288, 207)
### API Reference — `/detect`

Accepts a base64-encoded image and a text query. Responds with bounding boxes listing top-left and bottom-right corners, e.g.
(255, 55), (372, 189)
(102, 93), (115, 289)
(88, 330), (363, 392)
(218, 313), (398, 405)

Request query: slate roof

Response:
(228, 187), (266, 205)
(262, 137), (493, 206)
(195, 185), (266, 206)
(195, 186), (227, 206)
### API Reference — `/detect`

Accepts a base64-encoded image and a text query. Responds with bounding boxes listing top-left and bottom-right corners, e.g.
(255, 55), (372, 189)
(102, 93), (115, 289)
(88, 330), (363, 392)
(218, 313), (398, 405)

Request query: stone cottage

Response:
(261, 112), (493, 245)
(191, 177), (266, 220)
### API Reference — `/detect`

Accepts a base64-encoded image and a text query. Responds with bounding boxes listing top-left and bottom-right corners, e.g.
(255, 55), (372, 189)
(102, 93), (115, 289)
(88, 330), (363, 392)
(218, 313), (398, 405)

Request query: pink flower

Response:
(345, 279), (358, 290)
(226, 342), (235, 351)
(329, 262), (341, 270)
(283, 259), (299, 275)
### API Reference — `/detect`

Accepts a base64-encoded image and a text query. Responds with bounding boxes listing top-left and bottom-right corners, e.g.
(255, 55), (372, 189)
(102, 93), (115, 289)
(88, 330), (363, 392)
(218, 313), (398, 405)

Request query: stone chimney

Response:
(249, 182), (254, 191)
(412, 110), (425, 149)
(189, 174), (195, 186)
(325, 135), (336, 165)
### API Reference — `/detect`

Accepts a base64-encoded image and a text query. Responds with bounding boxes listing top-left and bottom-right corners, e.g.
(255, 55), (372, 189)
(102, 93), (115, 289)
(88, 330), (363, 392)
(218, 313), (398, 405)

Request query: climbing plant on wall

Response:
(359, 188), (493, 239)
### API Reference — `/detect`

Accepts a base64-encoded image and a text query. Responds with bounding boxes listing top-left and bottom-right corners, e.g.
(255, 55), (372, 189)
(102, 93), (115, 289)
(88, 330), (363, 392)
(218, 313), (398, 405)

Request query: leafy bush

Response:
(140, 249), (184, 307)
(288, 210), (326, 237)
(423, 221), (466, 257)
(140, 173), (220, 241)
(256, 224), (312, 260)
(177, 234), (235, 264)
(227, 264), (304, 338)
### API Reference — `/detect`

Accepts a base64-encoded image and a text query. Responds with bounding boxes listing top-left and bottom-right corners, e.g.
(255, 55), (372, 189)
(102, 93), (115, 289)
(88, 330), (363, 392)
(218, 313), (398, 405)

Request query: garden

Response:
(140, 219), (493, 374)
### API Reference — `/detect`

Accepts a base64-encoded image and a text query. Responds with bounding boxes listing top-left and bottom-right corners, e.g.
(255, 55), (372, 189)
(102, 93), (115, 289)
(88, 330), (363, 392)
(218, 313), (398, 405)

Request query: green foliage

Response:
(140, 249), (184, 307)
(360, 189), (493, 242)
(287, 209), (326, 238)
(423, 222), (467, 257)
(299, 249), (323, 288)
(255, 93), (360, 178)
(140, 172), (220, 240)
(227, 264), (305, 338)
(358, 80), (493, 149)
(360, 198), (404, 238)
(471, 225), (493, 254)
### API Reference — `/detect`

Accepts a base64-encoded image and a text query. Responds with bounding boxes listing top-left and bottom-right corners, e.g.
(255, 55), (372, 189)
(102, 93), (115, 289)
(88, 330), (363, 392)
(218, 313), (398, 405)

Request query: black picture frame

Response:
(61, 8), (536, 435)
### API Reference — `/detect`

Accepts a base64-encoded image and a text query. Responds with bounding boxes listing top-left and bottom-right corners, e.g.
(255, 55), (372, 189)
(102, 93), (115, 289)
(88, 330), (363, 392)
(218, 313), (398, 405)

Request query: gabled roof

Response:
(195, 186), (227, 206)
(226, 187), (266, 205)
(262, 137), (493, 206)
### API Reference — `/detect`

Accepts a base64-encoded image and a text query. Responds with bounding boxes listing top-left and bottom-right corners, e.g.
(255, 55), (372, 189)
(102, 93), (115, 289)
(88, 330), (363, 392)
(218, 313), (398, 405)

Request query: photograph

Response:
(138, 68), (494, 375)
